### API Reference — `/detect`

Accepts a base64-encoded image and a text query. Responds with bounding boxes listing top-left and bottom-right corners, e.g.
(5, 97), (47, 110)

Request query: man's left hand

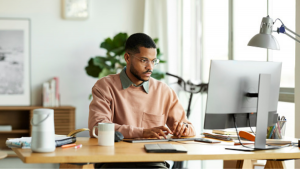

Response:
(172, 121), (190, 138)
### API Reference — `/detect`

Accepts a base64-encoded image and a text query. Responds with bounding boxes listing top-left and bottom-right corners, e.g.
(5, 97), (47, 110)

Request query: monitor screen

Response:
(204, 60), (281, 129)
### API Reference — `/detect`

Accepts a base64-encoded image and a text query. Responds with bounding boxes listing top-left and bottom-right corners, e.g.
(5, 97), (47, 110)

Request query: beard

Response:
(130, 64), (152, 82)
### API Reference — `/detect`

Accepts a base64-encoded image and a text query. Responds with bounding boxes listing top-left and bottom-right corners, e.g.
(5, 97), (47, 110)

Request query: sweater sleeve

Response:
(88, 85), (144, 138)
(166, 88), (196, 136)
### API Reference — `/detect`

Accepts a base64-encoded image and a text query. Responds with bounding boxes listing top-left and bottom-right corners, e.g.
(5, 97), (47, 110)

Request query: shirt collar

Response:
(120, 67), (149, 94)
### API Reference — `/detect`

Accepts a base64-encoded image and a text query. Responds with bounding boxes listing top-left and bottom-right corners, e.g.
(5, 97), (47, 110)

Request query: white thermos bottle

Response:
(31, 109), (55, 152)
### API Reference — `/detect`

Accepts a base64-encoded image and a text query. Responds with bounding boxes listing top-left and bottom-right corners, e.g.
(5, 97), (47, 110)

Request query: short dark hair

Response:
(125, 33), (156, 54)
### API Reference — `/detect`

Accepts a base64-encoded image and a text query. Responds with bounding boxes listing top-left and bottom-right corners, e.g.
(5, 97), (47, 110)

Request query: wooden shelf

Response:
(0, 106), (75, 149)
(0, 130), (30, 134)
(0, 106), (75, 111)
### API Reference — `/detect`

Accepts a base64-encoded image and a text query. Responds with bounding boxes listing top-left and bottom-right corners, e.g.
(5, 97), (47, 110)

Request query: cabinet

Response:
(0, 106), (75, 150)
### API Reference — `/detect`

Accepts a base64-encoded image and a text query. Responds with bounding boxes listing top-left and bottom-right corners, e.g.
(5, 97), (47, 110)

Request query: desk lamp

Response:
(238, 15), (296, 150)
(248, 15), (300, 49)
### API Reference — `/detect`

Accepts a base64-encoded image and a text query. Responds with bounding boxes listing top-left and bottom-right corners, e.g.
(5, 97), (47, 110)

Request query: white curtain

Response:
(143, 0), (202, 132)
(143, 0), (184, 84)
(144, 1), (203, 168)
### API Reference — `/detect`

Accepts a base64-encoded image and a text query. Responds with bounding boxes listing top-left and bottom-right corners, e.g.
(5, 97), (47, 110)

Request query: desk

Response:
(12, 137), (299, 169)
(0, 151), (7, 160)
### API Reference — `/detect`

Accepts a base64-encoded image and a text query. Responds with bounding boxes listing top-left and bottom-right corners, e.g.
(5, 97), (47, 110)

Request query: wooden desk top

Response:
(0, 151), (7, 159)
(12, 137), (300, 164)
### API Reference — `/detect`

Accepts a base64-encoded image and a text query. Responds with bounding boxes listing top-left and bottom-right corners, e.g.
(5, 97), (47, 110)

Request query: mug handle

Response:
(92, 126), (98, 138)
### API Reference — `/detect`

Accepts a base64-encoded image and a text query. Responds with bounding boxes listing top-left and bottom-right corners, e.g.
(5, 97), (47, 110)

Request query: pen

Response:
(62, 144), (76, 148)
(277, 121), (281, 138)
(269, 125), (276, 139)
(74, 144), (82, 149)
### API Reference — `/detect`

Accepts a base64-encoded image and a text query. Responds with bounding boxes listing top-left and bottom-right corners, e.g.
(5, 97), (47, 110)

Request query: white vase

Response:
(31, 109), (55, 153)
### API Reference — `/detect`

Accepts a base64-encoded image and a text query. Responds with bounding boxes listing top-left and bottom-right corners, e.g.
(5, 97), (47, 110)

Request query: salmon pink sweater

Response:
(88, 73), (195, 138)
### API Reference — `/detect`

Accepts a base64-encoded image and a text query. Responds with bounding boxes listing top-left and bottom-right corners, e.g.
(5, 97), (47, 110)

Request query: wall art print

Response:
(0, 18), (31, 105)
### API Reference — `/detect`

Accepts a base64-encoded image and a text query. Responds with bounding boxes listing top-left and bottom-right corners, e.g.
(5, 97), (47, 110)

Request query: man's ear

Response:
(124, 52), (130, 64)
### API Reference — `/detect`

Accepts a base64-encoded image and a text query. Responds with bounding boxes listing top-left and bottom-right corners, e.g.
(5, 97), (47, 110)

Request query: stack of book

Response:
(6, 136), (76, 148)
(212, 130), (237, 135)
(204, 129), (253, 141)
(6, 128), (89, 149)
(43, 77), (60, 107)
(203, 133), (233, 141)
(0, 125), (12, 131)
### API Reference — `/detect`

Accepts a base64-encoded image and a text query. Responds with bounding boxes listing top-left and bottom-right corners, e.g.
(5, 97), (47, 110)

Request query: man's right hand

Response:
(142, 126), (173, 139)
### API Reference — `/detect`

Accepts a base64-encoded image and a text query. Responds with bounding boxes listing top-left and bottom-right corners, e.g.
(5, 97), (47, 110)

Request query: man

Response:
(89, 33), (195, 168)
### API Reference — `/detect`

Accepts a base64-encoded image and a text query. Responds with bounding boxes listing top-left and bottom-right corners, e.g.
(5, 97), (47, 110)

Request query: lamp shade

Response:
(248, 33), (280, 50)
(248, 16), (280, 50)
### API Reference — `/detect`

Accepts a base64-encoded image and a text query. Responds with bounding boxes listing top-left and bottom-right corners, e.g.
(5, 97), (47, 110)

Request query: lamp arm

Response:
(283, 26), (300, 43)
(284, 26), (300, 38)
(277, 25), (300, 43)
(284, 32), (300, 43)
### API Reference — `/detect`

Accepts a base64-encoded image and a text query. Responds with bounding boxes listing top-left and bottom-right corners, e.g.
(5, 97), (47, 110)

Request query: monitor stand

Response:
(225, 74), (279, 151)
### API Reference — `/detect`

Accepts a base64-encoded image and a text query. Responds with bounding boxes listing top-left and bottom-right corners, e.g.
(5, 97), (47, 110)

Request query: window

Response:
(233, 0), (267, 61)
(271, 0), (295, 88)
(202, 0), (228, 83)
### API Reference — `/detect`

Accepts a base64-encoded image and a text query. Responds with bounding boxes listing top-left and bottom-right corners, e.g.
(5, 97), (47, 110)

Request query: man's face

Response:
(128, 47), (157, 82)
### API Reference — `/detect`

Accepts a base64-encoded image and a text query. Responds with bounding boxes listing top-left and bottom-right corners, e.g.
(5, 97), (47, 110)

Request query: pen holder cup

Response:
(266, 120), (286, 139)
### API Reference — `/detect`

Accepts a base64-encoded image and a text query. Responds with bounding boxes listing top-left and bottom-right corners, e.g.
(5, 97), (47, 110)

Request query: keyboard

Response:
(144, 144), (187, 153)
(123, 137), (196, 143)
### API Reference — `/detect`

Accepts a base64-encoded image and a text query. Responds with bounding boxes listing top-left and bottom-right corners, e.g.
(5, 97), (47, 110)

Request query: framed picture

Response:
(0, 18), (31, 106)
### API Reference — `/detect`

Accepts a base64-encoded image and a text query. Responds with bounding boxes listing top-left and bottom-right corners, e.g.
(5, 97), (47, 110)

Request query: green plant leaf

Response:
(157, 53), (163, 60)
(112, 33), (128, 48)
(156, 48), (161, 56)
(93, 57), (111, 69)
(101, 33), (127, 55)
(153, 38), (158, 44)
(159, 60), (166, 64)
(151, 69), (165, 80)
(98, 68), (116, 79)
(119, 62), (127, 67)
(100, 38), (114, 51)
(85, 58), (102, 78)
(89, 94), (93, 100)
(111, 46), (125, 56)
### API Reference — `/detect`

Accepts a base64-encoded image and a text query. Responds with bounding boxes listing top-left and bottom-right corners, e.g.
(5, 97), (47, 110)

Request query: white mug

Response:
(92, 123), (114, 146)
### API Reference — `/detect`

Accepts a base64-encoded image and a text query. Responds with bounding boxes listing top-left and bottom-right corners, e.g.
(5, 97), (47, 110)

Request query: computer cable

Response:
(247, 113), (255, 135)
(233, 114), (248, 148)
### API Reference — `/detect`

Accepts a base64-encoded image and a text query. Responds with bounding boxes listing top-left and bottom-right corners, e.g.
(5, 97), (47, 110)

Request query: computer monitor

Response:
(204, 60), (282, 150)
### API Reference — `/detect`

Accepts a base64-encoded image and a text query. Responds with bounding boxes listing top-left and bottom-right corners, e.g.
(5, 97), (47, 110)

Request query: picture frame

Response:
(0, 18), (31, 106)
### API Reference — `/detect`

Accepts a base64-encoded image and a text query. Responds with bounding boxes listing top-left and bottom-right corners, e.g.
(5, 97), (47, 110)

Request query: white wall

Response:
(0, 0), (145, 137)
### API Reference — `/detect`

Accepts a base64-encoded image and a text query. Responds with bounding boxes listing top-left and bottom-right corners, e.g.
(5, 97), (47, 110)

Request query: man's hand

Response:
(172, 121), (190, 138)
(143, 126), (173, 139)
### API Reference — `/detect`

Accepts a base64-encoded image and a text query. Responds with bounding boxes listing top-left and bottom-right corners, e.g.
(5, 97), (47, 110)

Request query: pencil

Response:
(62, 144), (76, 148)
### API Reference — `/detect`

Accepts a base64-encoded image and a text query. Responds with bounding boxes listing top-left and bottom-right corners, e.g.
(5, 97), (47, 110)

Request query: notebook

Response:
(144, 144), (187, 153)
(123, 137), (196, 143)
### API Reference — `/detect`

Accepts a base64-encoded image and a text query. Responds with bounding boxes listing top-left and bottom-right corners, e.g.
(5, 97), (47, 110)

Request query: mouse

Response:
(115, 131), (124, 142)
